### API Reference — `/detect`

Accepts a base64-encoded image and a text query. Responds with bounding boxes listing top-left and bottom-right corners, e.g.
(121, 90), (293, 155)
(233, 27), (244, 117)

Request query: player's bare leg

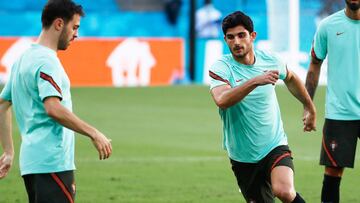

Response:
(271, 166), (305, 203)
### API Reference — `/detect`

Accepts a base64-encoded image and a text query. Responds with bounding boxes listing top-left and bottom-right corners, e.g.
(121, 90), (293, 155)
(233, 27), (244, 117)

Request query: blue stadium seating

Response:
(0, 0), (327, 59)
(0, 0), (324, 39)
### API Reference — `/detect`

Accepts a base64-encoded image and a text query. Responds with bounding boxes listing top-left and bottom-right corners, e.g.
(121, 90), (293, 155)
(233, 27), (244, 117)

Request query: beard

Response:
(231, 46), (248, 58)
(57, 29), (70, 50)
(346, 0), (360, 11)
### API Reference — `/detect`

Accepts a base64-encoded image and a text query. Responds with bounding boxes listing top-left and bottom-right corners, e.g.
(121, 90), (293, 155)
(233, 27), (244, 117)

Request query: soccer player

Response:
(209, 11), (316, 203)
(0, 0), (112, 202)
(305, 0), (360, 202)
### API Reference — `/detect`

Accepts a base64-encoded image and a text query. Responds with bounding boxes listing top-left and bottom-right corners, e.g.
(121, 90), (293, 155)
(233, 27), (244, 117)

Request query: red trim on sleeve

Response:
(209, 71), (230, 86)
(322, 136), (338, 167)
(40, 72), (62, 95)
(271, 152), (291, 171)
(51, 173), (74, 203)
(311, 47), (322, 61)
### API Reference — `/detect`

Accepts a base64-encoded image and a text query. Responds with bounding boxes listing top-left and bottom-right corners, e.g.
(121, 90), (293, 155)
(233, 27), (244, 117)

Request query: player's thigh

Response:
(230, 159), (274, 203)
(263, 145), (295, 193)
(321, 119), (359, 168)
(271, 166), (295, 194)
(34, 170), (75, 203)
(264, 145), (294, 176)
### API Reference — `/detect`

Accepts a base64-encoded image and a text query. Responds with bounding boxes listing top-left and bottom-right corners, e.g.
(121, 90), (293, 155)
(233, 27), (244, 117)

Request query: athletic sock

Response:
(291, 192), (305, 203)
(321, 174), (341, 203)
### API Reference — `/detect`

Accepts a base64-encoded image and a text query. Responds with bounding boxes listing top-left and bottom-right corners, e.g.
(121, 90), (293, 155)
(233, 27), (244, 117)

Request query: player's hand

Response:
(0, 152), (13, 179)
(91, 130), (112, 160)
(303, 108), (316, 132)
(255, 70), (279, 86)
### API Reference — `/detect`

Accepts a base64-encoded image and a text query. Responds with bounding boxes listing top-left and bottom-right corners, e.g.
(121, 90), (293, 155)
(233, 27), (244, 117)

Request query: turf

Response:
(0, 85), (359, 203)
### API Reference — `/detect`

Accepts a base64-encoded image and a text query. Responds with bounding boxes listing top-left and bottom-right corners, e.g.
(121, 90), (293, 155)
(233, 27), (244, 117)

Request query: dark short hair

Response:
(222, 11), (253, 35)
(41, 0), (85, 29)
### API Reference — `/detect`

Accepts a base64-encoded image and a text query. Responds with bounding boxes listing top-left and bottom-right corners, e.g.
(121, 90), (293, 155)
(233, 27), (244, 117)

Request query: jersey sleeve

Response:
(0, 64), (15, 102)
(271, 53), (287, 80)
(277, 59), (287, 81)
(0, 75), (13, 102)
(209, 60), (231, 90)
(36, 58), (63, 101)
(311, 21), (327, 60)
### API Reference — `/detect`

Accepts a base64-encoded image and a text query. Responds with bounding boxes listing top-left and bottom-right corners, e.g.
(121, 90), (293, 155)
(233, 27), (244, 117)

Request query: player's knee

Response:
(325, 167), (344, 177)
(272, 184), (296, 202)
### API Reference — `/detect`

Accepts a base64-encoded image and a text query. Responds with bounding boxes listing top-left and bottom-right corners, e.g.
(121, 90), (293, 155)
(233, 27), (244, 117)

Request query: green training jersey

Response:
(312, 9), (360, 120)
(0, 44), (75, 175)
(209, 49), (288, 163)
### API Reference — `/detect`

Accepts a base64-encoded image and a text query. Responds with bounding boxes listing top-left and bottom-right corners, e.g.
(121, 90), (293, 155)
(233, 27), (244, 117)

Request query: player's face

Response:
(58, 14), (81, 50)
(224, 25), (256, 59)
(345, 0), (360, 11)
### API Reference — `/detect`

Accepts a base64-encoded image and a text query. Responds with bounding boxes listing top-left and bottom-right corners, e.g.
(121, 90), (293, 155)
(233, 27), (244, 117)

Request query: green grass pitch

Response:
(0, 85), (359, 202)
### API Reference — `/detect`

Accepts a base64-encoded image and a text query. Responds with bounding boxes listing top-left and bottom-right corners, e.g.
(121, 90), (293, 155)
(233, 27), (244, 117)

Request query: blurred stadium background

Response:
(1, 0), (360, 202)
(0, 0), (341, 86)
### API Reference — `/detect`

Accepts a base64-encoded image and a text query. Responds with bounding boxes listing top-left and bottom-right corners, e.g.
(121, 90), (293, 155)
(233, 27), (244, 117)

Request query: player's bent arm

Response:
(211, 80), (257, 109)
(305, 56), (323, 100)
(284, 70), (314, 109)
(211, 71), (280, 109)
(43, 97), (112, 160)
(284, 70), (316, 131)
(0, 98), (13, 179)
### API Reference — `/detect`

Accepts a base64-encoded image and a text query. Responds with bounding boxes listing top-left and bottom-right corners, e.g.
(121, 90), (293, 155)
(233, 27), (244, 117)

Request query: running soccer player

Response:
(209, 11), (316, 203)
(305, 0), (360, 202)
(0, 1), (112, 202)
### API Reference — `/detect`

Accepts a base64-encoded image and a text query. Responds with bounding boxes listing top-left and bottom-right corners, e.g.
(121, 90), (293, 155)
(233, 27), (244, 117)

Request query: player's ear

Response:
(53, 18), (64, 31)
(250, 31), (257, 41)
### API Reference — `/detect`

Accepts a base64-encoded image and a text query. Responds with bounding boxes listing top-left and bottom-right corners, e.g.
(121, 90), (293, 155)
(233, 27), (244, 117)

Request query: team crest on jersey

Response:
(330, 140), (338, 152)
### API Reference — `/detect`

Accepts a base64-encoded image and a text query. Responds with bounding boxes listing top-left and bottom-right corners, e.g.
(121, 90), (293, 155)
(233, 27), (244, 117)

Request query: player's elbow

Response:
(215, 98), (231, 109)
(45, 106), (67, 123)
(211, 87), (233, 109)
(217, 102), (228, 110)
(45, 106), (57, 118)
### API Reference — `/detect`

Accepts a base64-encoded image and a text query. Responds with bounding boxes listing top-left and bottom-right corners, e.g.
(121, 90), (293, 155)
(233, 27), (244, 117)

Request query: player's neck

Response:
(233, 51), (255, 65)
(36, 30), (59, 52)
(345, 7), (360, 20)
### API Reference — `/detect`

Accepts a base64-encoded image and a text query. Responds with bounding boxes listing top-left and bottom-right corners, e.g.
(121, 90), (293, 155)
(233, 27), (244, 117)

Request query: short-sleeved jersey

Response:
(0, 44), (75, 175)
(209, 49), (288, 163)
(312, 9), (360, 120)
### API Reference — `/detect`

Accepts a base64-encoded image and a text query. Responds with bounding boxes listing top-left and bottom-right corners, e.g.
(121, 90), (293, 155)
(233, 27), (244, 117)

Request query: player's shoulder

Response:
(209, 54), (233, 74)
(218, 54), (233, 63)
(213, 54), (233, 67)
(254, 49), (286, 70)
(255, 49), (281, 63)
(25, 45), (61, 74)
(29, 44), (57, 58)
(319, 9), (345, 28)
(32, 45), (59, 65)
